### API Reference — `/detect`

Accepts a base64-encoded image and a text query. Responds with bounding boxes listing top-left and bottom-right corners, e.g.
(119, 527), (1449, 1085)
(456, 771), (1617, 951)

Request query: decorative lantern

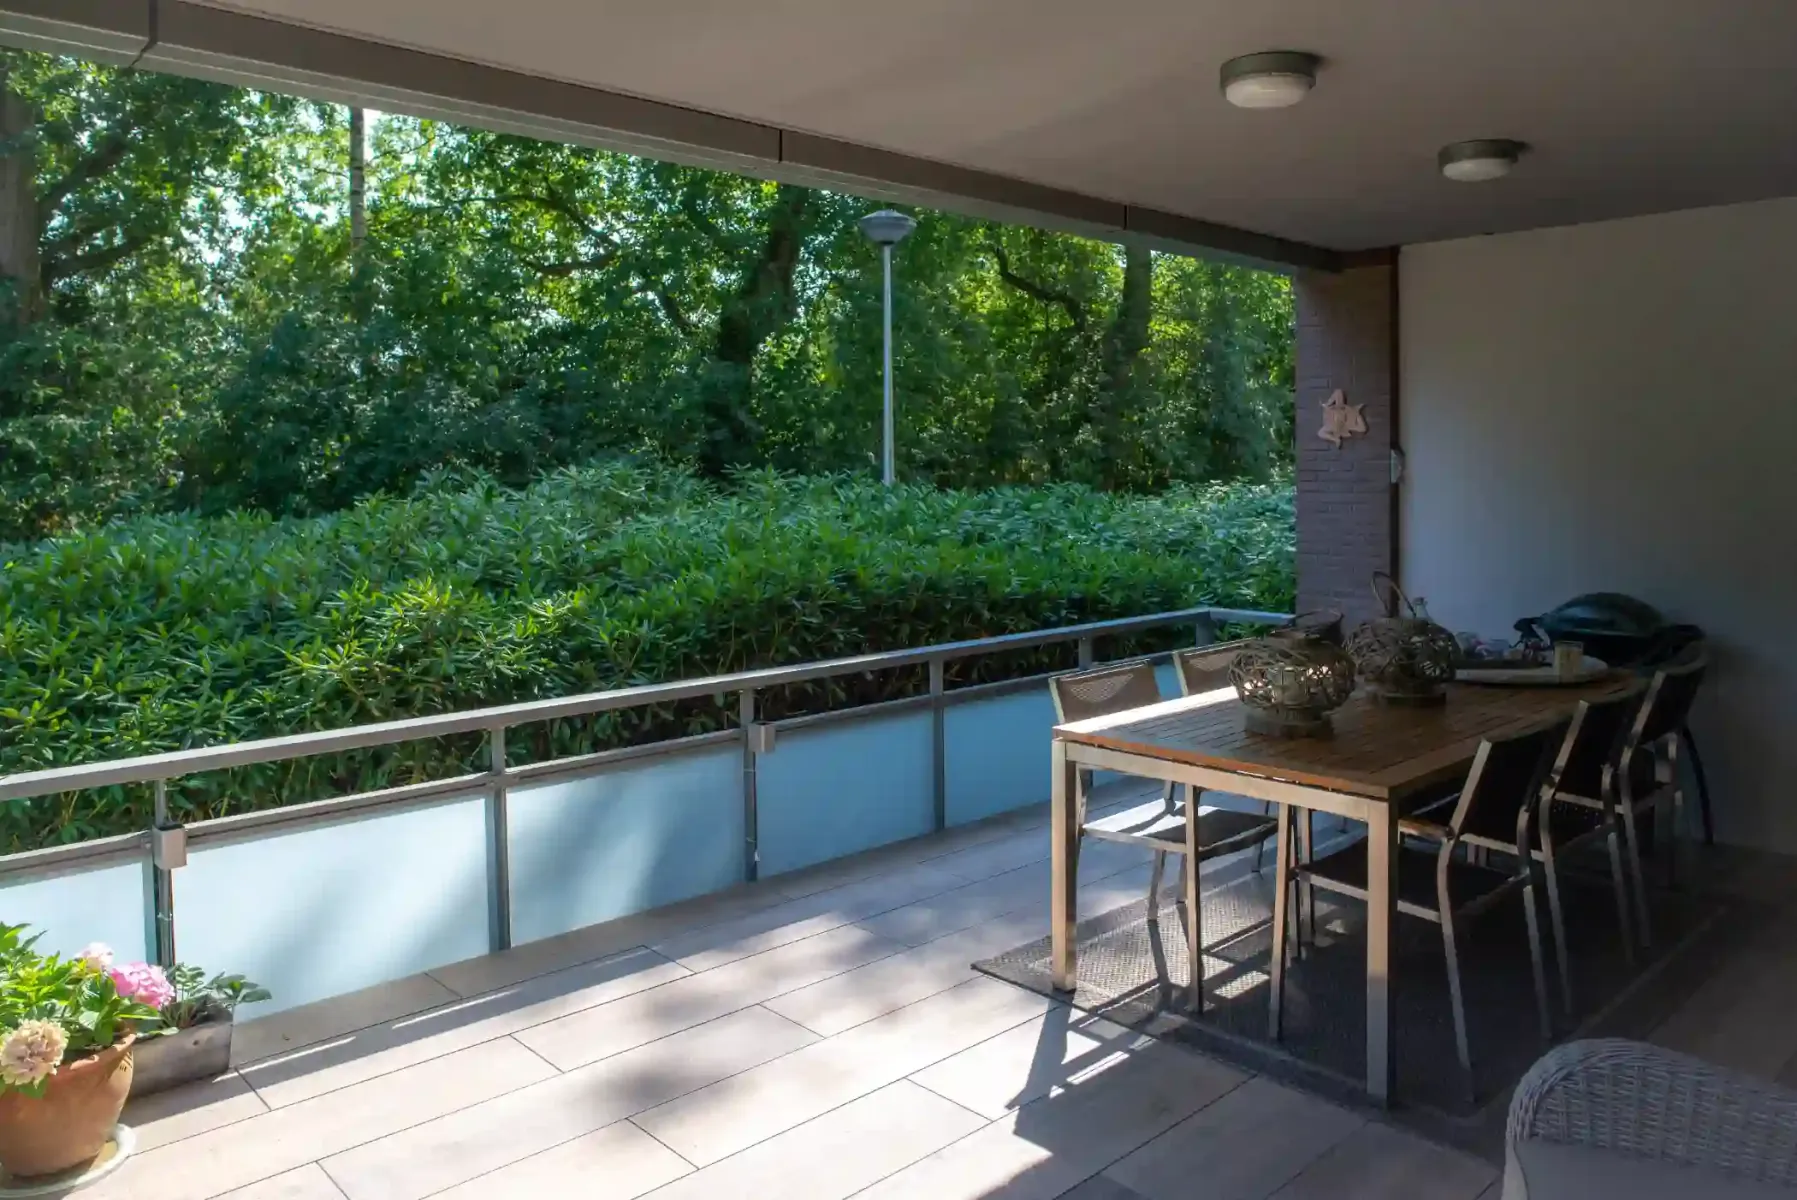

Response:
(1346, 572), (1460, 705)
(1228, 612), (1358, 737)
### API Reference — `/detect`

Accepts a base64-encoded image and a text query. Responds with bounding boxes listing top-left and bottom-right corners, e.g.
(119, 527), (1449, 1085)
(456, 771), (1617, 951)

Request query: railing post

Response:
(739, 690), (760, 883)
(929, 656), (947, 832)
(485, 725), (512, 953)
(146, 779), (178, 969)
(1076, 636), (1094, 669)
(1194, 612), (1218, 647)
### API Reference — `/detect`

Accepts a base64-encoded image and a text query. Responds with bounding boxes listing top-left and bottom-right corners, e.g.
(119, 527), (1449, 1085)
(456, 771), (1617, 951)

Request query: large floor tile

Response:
(216, 1164), (347, 1200)
(322, 1007), (815, 1200)
(515, 922), (903, 1070)
(124, 1071), (269, 1152)
(428, 882), (786, 996)
(242, 946), (688, 1107)
(854, 1038), (1245, 1200)
(232, 972), (460, 1066)
(764, 915), (1038, 1037)
(429, 1120), (692, 1200)
(909, 1008), (1143, 1120)
(648, 864), (968, 972)
(1103, 1076), (1366, 1200)
(88, 1037), (555, 1200)
(634, 977), (1054, 1167)
(1267, 1122), (1497, 1200)
(639, 1080), (986, 1200)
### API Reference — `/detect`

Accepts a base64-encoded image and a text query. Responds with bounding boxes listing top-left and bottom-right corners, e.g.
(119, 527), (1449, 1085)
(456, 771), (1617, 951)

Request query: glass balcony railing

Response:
(0, 606), (1286, 1015)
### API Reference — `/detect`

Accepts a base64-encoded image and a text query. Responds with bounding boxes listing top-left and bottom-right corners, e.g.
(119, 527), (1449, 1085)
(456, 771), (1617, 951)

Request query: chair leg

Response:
(1664, 740), (1684, 889)
(1300, 810), (1317, 949)
(1146, 851), (1167, 924)
(1539, 834), (1577, 1015)
(1251, 800), (1273, 875)
(1603, 816), (1638, 967)
(1617, 799), (1655, 948)
(1439, 910), (1476, 1106)
(1182, 854), (1203, 1014)
(1683, 725), (1715, 846)
(1520, 860), (1554, 1041)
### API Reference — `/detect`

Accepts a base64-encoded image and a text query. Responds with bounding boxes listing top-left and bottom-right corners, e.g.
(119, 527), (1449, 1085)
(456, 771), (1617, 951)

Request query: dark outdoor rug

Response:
(975, 854), (1754, 1159)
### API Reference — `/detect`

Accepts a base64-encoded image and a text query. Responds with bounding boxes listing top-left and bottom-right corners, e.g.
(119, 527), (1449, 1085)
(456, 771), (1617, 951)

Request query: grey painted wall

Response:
(1400, 195), (1797, 850)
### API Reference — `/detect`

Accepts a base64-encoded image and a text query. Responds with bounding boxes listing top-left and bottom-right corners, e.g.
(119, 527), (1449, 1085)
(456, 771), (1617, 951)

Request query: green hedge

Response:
(0, 462), (1294, 851)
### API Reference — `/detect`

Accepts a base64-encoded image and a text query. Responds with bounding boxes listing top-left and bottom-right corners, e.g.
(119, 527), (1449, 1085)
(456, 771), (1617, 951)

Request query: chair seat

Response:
(1302, 837), (1515, 918)
(1082, 801), (1276, 859)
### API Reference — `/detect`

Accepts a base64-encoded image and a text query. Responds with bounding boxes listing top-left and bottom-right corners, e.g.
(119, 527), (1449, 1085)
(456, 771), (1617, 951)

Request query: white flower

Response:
(0, 1020), (67, 1088)
(74, 942), (114, 974)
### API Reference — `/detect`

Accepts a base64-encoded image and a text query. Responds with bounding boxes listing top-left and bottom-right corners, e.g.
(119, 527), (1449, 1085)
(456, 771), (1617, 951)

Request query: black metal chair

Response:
(1278, 720), (1568, 1103)
(1050, 660), (1279, 1012)
(1615, 652), (1710, 946)
(1536, 688), (1649, 1013)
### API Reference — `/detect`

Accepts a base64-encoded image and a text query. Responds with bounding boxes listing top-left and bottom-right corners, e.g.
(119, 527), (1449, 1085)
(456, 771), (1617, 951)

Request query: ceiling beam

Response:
(0, 0), (1342, 272)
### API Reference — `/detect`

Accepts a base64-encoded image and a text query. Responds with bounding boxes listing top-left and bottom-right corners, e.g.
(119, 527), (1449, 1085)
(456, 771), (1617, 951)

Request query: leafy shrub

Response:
(0, 462), (1293, 852)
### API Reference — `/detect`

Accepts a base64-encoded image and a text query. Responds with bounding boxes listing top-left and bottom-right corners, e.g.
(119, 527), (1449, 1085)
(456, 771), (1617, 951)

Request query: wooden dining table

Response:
(1050, 676), (1634, 1105)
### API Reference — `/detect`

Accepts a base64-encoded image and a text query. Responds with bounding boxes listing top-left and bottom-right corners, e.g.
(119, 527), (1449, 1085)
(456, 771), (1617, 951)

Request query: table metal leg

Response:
(1050, 739), (1079, 991)
(1365, 801), (1396, 1105)
(1267, 801), (1294, 1041)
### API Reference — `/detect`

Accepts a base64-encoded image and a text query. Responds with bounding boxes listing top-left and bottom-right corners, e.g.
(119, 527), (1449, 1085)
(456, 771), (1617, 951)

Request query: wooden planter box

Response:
(131, 1006), (234, 1096)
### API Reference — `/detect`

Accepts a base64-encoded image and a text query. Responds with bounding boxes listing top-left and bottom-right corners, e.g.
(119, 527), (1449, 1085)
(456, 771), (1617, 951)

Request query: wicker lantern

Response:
(1228, 612), (1358, 737)
(1346, 572), (1460, 705)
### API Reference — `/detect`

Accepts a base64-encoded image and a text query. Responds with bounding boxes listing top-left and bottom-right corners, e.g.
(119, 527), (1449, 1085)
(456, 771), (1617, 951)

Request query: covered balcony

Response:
(5, 2), (1797, 1199)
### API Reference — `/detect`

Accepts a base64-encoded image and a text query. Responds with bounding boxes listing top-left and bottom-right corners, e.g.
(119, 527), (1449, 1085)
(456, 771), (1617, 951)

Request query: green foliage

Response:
(0, 462), (1294, 852)
(142, 965), (271, 1035)
(0, 925), (159, 1094)
(0, 53), (1294, 538)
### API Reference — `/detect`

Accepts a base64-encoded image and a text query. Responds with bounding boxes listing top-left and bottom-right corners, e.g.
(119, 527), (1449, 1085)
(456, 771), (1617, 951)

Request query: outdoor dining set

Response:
(1044, 578), (1710, 1107)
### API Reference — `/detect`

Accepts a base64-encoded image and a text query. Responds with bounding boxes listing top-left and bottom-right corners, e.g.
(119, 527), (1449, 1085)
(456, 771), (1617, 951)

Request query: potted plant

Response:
(130, 963), (271, 1095)
(0, 925), (164, 1180)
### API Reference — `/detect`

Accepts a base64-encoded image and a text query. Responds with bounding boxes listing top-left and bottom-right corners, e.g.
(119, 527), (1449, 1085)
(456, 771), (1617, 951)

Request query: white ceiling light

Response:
(1439, 139), (1528, 182)
(1220, 51), (1321, 109)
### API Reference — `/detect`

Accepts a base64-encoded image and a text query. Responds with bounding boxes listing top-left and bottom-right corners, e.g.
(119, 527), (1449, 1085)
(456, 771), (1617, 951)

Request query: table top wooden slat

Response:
(1055, 677), (1638, 801)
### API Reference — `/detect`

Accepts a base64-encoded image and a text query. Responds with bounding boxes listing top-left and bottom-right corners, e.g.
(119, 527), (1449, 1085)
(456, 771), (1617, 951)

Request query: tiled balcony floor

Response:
(93, 797), (1797, 1200)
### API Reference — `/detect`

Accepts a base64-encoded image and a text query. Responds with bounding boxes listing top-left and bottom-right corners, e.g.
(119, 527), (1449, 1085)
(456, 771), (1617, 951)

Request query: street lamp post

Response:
(857, 209), (917, 485)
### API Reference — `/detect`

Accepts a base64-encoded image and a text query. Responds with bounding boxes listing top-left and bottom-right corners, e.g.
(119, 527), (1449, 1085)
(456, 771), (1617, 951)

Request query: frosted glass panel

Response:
(945, 687), (1057, 826)
(178, 797), (490, 1015)
(0, 862), (148, 963)
(757, 711), (933, 876)
(509, 746), (744, 946)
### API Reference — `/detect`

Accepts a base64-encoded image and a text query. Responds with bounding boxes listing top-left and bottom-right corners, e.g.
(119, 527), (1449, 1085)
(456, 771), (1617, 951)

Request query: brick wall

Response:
(1294, 258), (1398, 624)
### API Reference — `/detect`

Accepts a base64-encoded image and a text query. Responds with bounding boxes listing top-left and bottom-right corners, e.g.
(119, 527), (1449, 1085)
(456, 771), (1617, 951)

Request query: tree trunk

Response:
(697, 184), (812, 478)
(1089, 243), (1153, 484)
(0, 60), (41, 326)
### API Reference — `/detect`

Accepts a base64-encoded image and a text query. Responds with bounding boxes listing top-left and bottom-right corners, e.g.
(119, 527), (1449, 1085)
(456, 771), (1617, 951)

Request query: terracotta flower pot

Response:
(0, 1034), (135, 1179)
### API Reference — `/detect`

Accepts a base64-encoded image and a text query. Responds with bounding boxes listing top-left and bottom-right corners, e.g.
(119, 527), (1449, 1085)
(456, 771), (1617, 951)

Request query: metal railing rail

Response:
(0, 603), (1289, 965)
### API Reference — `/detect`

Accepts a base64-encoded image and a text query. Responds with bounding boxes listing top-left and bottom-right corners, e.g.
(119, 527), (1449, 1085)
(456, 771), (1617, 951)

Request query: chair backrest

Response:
(1547, 687), (1647, 801)
(1173, 642), (1245, 697)
(1633, 652), (1709, 745)
(1449, 720), (1569, 844)
(1049, 661), (1163, 723)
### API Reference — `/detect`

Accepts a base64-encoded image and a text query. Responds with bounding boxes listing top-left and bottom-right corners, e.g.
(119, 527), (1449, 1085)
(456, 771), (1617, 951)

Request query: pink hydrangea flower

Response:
(109, 961), (175, 1010)
(74, 942), (114, 974)
(0, 1020), (67, 1087)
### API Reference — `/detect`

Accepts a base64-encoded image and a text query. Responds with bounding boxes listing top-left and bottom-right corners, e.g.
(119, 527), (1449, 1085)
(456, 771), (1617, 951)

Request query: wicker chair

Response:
(1505, 1039), (1797, 1198)
(1049, 660), (1278, 1012)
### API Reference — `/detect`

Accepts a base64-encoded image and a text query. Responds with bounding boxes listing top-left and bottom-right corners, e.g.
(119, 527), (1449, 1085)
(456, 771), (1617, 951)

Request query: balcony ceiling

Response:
(193, 0), (1797, 251)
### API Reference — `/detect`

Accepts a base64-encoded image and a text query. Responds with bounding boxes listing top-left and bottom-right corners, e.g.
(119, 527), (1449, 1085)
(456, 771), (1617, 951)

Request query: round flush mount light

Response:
(1220, 51), (1321, 109)
(1438, 139), (1528, 182)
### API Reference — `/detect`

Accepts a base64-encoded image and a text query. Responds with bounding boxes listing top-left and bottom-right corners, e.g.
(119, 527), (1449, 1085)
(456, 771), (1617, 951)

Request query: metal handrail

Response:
(0, 603), (1289, 964)
(0, 605), (1285, 803)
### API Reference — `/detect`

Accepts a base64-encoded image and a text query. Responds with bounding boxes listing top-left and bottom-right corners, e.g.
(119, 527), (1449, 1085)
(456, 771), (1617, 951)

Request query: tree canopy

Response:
(0, 51), (1294, 542)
